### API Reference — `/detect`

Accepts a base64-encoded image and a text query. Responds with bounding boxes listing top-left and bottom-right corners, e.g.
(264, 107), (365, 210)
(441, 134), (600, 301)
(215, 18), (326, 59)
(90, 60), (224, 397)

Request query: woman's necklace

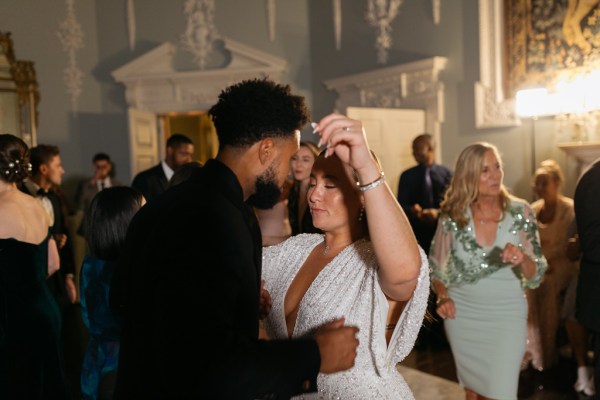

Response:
(475, 203), (500, 225)
(322, 241), (353, 256)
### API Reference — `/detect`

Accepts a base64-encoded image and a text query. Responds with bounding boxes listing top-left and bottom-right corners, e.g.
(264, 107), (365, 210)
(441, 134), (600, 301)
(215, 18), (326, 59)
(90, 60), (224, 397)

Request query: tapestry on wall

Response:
(504, 0), (600, 97)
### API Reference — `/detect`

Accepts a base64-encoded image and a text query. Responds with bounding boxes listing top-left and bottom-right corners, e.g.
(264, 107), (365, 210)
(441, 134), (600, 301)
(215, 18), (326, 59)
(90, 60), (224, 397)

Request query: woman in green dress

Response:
(429, 142), (547, 400)
(0, 134), (69, 398)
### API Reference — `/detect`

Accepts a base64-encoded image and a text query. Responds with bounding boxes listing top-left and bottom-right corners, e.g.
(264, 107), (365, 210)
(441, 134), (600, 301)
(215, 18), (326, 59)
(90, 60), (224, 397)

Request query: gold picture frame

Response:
(0, 31), (39, 148)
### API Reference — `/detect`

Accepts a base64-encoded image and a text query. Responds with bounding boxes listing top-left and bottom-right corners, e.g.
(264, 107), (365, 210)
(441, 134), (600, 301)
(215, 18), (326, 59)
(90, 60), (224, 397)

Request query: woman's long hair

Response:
(85, 186), (144, 260)
(440, 142), (510, 228)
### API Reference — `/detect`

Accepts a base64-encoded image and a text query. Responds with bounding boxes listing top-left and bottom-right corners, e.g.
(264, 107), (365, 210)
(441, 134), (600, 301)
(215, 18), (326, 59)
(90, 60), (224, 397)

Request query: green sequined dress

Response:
(429, 198), (547, 399)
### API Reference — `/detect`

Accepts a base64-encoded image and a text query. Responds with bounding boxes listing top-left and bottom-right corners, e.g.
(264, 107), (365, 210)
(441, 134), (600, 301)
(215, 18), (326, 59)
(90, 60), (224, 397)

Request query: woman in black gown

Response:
(0, 134), (69, 398)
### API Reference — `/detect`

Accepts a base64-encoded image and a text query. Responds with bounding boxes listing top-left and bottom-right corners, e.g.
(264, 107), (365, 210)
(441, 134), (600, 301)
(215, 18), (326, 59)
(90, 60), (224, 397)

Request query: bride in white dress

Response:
(262, 113), (430, 399)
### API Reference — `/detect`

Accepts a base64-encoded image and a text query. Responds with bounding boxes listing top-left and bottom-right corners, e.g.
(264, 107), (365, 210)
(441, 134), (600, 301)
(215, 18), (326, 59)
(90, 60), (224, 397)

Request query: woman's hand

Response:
(501, 242), (537, 279)
(258, 280), (272, 320)
(312, 113), (379, 182)
(436, 296), (456, 320)
(501, 243), (526, 266)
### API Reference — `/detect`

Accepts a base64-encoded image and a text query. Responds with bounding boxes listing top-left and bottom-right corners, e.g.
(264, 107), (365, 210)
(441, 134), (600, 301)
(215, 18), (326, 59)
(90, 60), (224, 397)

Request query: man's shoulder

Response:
(133, 164), (162, 181)
(399, 165), (420, 178)
(432, 163), (452, 174)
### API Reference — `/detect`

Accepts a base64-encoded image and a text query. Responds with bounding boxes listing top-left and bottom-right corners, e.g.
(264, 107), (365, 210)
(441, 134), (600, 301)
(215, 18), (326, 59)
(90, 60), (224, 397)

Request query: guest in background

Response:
(398, 133), (452, 254)
(430, 142), (547, 400)
(574, 157), (600, 396)
(166, 160), (203, 189)
(79, 186), (144, 400)
(75, 152), (123, 237)
(0, 134), (69, 399)
(262, 114), (428, 398)
(255, 178), (293, 246)
(398, 133), (452, 350)
(288, 140), (321, 235)
(22, 144), (77, 308)
(524, 160), (580, 371)
(131, 134), (194, 202)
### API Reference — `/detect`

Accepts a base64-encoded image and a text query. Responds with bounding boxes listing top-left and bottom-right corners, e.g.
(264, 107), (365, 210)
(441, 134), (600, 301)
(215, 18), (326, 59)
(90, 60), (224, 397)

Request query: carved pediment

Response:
(112, 37), (287, 112)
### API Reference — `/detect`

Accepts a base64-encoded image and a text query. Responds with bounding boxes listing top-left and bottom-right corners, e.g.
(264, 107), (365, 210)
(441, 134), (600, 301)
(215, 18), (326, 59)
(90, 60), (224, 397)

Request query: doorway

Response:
(160, 111), (218, 164)
(347, 107), (425, 197)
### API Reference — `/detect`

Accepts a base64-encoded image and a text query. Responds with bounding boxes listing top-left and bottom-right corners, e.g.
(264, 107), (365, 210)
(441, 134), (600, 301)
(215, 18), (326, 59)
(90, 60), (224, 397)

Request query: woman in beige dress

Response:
(525, 160), (578, 369)
(525, 160), (595, 395)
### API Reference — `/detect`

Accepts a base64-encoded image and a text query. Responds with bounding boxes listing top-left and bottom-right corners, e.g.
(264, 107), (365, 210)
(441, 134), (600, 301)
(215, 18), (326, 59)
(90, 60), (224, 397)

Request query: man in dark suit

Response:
(574, 158), (600, 393)
(397, 133), (452, 350)
(75, 152), (123, 237)
(22, 144), (77, 309)
(397, 133), (452, 254)
(131, 134), (194, 202)
(111, 78), (359, 399)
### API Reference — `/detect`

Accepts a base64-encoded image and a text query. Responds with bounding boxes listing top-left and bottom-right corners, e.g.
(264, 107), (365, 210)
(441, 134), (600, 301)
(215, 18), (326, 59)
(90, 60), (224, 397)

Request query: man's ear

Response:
(39, 164), (49, 176)
(258, 138), (275, 165)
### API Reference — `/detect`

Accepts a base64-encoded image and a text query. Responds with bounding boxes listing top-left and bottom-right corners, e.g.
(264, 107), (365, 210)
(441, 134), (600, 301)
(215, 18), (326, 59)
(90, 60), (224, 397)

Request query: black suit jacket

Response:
(131, 163), (168, 203)
(574, 158), (600, 333)
(111, 159), (320, 399)
(397, 163), (452, 253)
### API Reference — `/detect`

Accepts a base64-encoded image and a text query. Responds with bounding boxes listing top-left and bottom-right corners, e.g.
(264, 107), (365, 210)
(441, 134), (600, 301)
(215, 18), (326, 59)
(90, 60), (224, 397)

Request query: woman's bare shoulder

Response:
(0, 191), (48, 240)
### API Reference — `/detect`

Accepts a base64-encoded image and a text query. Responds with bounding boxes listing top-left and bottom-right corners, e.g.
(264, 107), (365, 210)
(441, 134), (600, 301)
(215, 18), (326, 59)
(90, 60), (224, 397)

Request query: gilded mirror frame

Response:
(0, 31), (39, 147)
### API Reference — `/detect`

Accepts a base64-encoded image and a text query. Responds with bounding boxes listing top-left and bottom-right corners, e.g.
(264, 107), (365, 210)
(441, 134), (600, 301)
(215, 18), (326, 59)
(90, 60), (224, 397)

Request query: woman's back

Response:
(0, 189), (49, 244)
(0, 190), (68, 399)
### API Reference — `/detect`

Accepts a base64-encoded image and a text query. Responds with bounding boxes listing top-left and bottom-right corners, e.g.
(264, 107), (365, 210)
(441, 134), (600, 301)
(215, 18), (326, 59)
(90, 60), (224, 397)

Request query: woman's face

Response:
(307, 155), (361, 232)
(477, 150), (504, 198)
(290, 146), (316, 182)
(534, 172), (559, 201)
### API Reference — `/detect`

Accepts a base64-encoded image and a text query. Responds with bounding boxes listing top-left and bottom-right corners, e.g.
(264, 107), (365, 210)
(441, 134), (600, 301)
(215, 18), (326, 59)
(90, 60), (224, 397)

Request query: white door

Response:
(347, 107), (425, 196)
(128, 108), (159, 178)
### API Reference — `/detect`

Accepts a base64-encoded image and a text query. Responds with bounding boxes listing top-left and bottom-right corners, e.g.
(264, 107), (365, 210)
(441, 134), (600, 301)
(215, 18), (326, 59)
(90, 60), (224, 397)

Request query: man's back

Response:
(574, 159), (600, 332)
(112, 160), (320, 399)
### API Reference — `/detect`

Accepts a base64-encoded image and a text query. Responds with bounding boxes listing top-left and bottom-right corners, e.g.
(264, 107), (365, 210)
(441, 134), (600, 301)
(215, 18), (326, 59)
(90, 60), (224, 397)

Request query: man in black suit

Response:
(397, 133), (452, 350)
(397, 133), (452, 254)
(22, 144), (77, 308)
(131, 133), (194, 202)
(574, 158), (600, 393)
(111, 78), (359, 399)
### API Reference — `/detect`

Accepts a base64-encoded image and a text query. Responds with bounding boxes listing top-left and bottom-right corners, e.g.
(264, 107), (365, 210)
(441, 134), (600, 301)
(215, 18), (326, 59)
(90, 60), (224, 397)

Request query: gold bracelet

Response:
(386, 323), (396, 330)
(357, 172), (385, 192)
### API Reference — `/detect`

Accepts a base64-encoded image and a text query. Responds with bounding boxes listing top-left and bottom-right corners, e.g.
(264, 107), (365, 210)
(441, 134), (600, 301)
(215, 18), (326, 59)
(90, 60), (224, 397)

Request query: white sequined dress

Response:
(262, 234), (430, 399)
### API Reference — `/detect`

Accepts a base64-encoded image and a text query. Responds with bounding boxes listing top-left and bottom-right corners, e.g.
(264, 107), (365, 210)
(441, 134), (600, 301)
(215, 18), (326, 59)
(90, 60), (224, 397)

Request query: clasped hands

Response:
(410, 204), (439, 223)
(259, 280), (360, 374)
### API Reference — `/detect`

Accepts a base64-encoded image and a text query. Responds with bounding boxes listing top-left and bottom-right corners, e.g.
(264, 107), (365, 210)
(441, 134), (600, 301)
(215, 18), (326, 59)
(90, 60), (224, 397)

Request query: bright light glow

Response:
(515, 88), (560, 117)
(517, 69), (600, 118)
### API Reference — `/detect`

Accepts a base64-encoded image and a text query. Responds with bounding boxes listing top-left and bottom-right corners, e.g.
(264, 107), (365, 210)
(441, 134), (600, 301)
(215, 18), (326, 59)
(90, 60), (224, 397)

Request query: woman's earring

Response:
(358, 206), (365, 222)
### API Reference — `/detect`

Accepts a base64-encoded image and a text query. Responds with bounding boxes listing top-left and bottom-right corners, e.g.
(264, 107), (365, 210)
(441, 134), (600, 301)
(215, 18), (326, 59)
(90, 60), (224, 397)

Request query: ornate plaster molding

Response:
(475, 0), (518, 128)
(324, 56), (447, 152)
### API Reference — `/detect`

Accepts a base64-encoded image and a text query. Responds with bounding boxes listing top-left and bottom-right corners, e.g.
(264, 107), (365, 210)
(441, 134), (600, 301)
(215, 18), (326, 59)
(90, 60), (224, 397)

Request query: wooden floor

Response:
(62, 304), (593, 399)
(401, 319), (593, 400)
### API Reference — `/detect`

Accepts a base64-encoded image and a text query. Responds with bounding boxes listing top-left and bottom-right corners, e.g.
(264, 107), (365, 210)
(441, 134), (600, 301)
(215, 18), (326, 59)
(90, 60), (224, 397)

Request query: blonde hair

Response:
(534, 159), (564, 187)
(440, 142), (510, 228)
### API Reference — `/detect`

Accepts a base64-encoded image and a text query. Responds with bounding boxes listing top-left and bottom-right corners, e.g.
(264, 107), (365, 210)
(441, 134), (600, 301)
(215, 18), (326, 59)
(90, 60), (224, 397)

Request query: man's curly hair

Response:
(208, 77), (310, 149)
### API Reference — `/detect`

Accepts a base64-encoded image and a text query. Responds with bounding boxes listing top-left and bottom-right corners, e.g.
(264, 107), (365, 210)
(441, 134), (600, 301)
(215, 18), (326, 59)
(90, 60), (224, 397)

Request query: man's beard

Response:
(247, 164), (282, 210)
